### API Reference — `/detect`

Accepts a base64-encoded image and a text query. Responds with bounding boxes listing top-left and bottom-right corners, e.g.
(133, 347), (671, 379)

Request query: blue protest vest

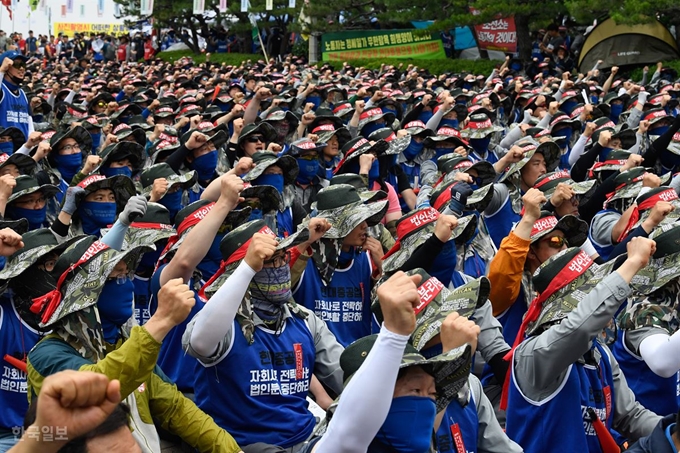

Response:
(436, 390), (479, 453)
(612, 331), (678, 416)
(293, 252), (372, 347)
(485, 196), (520, 249)
(0, 298), (41, 430)
(506, 341), (616, 453)
(277, 207), (294, 237)
(133, 275), (152, 326)
(150, 263), (204, 392)
(0, 82), (30, 139)
(194, 317), (316, 448)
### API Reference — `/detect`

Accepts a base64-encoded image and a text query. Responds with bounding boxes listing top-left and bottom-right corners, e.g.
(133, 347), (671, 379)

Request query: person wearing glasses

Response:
(0, 51), (31, 140)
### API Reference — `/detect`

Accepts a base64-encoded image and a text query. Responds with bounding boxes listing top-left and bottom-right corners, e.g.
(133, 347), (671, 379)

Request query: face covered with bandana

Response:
(249, 249), (293, 326)
(53, 138), (84, 183)
(189, 140), (218, 181)
(254, 166), (285, 194)
(159, 184), (183, 221)
(78, 188), (117, 236)
(6, 190), (48, 230)
(98, 260), (135, 343)
(271, 119), (290, 143)
(102, 157), (134, 178)
(0, 136), (14, 155)
(296, 152), (320, 185)
(609, 101), (624, 124)
(373, 366), (437, 453)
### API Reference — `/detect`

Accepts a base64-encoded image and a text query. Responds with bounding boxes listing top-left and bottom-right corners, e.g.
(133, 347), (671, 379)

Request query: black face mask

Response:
(6, 71), (24, 86)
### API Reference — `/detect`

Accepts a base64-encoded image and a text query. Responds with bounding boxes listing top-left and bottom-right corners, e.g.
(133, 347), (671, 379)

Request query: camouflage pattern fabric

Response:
(618, 280), (680, 335)
(316, 198), (389, 240)
(141, 169), (198, 195)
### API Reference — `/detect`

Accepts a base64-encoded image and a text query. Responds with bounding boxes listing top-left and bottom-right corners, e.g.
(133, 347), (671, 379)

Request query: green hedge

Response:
(157, 50), (501, 73)
(629, 60), (680, 81)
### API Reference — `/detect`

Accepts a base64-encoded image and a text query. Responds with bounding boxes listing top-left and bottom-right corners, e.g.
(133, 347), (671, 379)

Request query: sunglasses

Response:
(246, 135), (265, 143)
(545, 236), (569, 249)
(96, 101), (108, 108)
(298, 153), (318, 161)
(12, 60), (26, 70)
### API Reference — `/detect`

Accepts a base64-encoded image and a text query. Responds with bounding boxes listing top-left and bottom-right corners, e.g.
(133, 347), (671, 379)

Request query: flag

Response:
(266, 0), (272, 10)
(140, 0), (154, 15)
(61, 4), (66, 17)
(1, 0), (11, 19)
(218, 0), (227, 12)
(193, 0), (205, 14)
(240, 0), (247, 12)
(66, 0), (73, 13)
(39, 0), (46, 11)
(288, 0), (295, 7)
(97, 0), (104, 15)
(114, 2), (121, 16)
(29, 0), (38, 11)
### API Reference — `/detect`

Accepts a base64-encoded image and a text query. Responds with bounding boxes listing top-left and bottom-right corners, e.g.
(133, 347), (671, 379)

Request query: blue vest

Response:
(506, 341), (616, 453)
(277, 207), (294, 237)
(497, 285), (527, 346)
(436, 389), (479, 453)
(54, 179), (69, 205)
(400, 161), (421, 188)
(133, 275), (152, 326)
(589, 210), (618, 262)
(0, 82), (30, 139)
(188, 187), (204, 205)
(485, 196), (520, 249)
(150, 264), (204, 392)
(293, 253), (372, 347)
(194, 317), (316, 448)
(0, 298), (41, 430)
(430, 240), (459, 287)
(612, 331), (678, 416)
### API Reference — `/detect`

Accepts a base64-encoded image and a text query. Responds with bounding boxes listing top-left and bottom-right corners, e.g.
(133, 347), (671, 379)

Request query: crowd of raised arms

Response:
(0, 38), (679, 453)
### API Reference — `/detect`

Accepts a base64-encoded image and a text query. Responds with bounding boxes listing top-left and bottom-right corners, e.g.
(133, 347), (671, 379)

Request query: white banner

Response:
(288, 0), (295, 7)
(240, 0), (248, 12)
(266, 0), (272, 10)
(193, 0), (205, 14)
(140, 0), (154, 15)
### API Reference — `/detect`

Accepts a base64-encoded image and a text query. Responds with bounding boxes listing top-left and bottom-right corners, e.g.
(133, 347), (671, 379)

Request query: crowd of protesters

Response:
(0, 22), (678, 453)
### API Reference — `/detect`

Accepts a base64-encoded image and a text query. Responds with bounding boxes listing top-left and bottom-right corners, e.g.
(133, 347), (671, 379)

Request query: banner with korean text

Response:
(321, 29), (445, 61)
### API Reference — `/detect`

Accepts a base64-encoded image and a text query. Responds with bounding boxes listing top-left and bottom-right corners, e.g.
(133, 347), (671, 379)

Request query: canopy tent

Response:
(578, 18), (679, 71)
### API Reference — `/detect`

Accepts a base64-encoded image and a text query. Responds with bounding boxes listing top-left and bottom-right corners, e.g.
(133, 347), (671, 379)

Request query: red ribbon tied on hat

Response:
(157, 203), (215, 268)
(499, 249), (593, 410)
(587, 160), (627, 179)
(31, 241), (110, 325)
(197, 225), (275, 302)
(382, 208), (439, 261)
(617, 188), (678, 243)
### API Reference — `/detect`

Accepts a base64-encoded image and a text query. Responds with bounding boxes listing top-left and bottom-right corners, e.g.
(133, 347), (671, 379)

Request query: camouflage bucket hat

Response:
(357, 107), (395, 130)
(314, 184), (389, 239)
(238, 122), (278, 150)
(498, 138), (560, 183)
(112, 123), (146, 147)
(32, 237), (154, 327)
(534, 169), (596, 199)
(340, 332), (472, 412)
(424, 127), (468, 149)
(76, 174), (136, 209)
(181, 127), (229, 151)
(0, 229), (83, 280)
(8, 175), (60, 203)
(431, 179), (493, 214)
(460, 112), (504, 139)
(260, 107), (299, 128)
(149, 139), (181, 164)
(101, 203), (176, 250)
(382, 208), (477, 273)
(629, 223), (680, 294)
(335, 137), (390, 173)
(403, 120), (435, 138)
(0, 126), (26, 152)
(526, 248), (612, 337)
(605, 167), (648, 206)
(242, 152), (299, 185)
(372, 269), (489, 351)
(96, 141), (145, 174)
(239, 184), (283, 213)
(529, 212), (588, 247)
(440, 158), (497, 188)
(327, 174), (388, 204)
(367, 128), (412, 156)
(141, 163), (198, 194)
(49, 125), (93, 156)
(0, 152), (36, 176)
(311, 124), (352, 148)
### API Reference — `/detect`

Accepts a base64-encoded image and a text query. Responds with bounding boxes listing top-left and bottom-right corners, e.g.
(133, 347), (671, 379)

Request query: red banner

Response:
(471, 9), (517, 53)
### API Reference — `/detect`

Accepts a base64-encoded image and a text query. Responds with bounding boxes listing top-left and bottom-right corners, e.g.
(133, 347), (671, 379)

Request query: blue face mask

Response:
(89, 132), (102, 151)
(561, 100), (578, 115)
(660, 149), (680, 170)
(609, 103), (624, 124)
(306, 96), (321, 110)
(191, 150), (218, 181)
(248, 208), (263, 222)
(434, 146), (454, 160)
(159, 189), (183, 221)
(552, 127), (573, 149)
(102, 166), (133, 178)
(53, 153), (83, 183)
(139, 245), (164, 271)
(470, 136), (491, 154)
(463, 82), (473, 91)
(650, 125), (670, 136)
(98, 277), (134, 343)
(197, 233), (224, 279)
(6, 205), (46, 230)
(255, 173), (284, 194)
(0, 142), (14, 155)
(599, 146), (614, 162)
(382, 107), (398, 118)
(79, 201), (117, 236)
(591, 95), (600, 104)
(402, 140), (424, 161)
(280, 106), (290, 112)
(338, 247), (360, 266)
(440, 118), (459, 129)
(418, 110), (433, 124)
(296, 157), (320, 185)
(375, 396), (436, 453)
(361, 121), (383, 138)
